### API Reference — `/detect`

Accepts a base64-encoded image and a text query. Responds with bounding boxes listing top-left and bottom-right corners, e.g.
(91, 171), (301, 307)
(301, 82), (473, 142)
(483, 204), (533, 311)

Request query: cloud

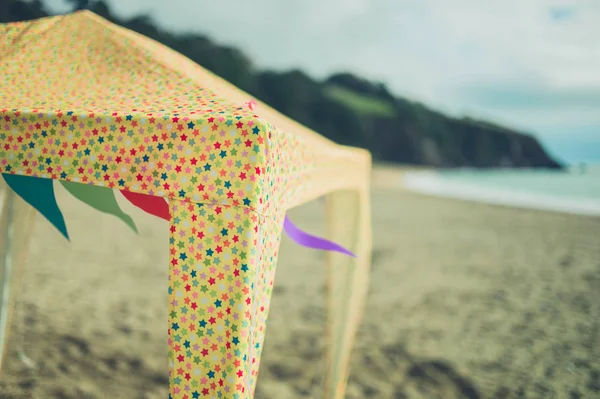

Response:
(457, 80), (600, 111)
(549, 6), (574, 21)
(43, 0), (600, 160)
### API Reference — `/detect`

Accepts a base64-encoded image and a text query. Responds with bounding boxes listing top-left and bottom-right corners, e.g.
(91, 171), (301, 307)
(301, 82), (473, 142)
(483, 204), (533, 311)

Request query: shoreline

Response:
(372, 166), (600, 218)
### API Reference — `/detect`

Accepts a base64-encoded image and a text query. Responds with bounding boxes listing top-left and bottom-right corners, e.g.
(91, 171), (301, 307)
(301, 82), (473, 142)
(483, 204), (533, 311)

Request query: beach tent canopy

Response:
(0, 11), (371, 399)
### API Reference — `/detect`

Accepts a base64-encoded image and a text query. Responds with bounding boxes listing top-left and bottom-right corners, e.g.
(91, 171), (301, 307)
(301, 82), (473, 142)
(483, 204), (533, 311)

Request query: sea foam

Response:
(402, 171), (600, 217)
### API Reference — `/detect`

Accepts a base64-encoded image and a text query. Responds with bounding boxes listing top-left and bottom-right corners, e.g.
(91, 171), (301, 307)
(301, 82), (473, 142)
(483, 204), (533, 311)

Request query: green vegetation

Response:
(324, 85), (396, 118)
(0, 0), (562, 169)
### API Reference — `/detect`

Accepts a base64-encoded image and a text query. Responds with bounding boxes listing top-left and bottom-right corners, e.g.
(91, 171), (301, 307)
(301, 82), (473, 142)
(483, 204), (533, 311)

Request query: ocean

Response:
(402, 165), (600, 217)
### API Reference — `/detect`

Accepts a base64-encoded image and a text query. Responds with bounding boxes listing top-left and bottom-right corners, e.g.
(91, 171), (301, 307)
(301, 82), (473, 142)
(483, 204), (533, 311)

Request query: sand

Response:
(0, 171), (599, 399)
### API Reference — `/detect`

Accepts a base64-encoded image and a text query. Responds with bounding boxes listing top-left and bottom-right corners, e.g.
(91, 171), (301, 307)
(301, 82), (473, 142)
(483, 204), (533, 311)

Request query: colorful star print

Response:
(0, 10), (372, 399)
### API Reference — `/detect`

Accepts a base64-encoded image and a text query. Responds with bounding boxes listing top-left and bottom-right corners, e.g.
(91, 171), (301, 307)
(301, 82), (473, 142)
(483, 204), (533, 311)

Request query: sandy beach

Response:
(0, 168), (599, 399)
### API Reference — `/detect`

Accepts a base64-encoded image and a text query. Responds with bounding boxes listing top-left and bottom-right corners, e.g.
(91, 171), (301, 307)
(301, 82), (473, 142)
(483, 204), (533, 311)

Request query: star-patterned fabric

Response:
(0, 11), (372, 399)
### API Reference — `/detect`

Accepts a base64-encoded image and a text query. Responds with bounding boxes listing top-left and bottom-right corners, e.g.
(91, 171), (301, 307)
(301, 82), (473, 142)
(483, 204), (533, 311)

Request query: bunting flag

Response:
(119, 190), (170, 221)
(1, 174), (69, 240)
(283, 216), (356, 257)
(61, 182), (138, 234)
(243, 100), (356, 257)
(2, 174), (355, 258)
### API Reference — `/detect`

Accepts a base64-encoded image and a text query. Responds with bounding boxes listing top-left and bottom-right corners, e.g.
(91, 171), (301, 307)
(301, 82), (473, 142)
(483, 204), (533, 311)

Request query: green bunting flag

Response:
(61, 181), (138, 234)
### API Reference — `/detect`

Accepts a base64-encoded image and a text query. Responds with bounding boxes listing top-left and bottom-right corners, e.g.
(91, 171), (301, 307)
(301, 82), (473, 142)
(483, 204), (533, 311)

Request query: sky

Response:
(45, 0), (600, 164)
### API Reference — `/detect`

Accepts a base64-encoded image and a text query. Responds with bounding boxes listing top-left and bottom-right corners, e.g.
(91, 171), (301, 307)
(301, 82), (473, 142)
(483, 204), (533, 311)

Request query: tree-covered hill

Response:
(0, 0), (563, 168)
